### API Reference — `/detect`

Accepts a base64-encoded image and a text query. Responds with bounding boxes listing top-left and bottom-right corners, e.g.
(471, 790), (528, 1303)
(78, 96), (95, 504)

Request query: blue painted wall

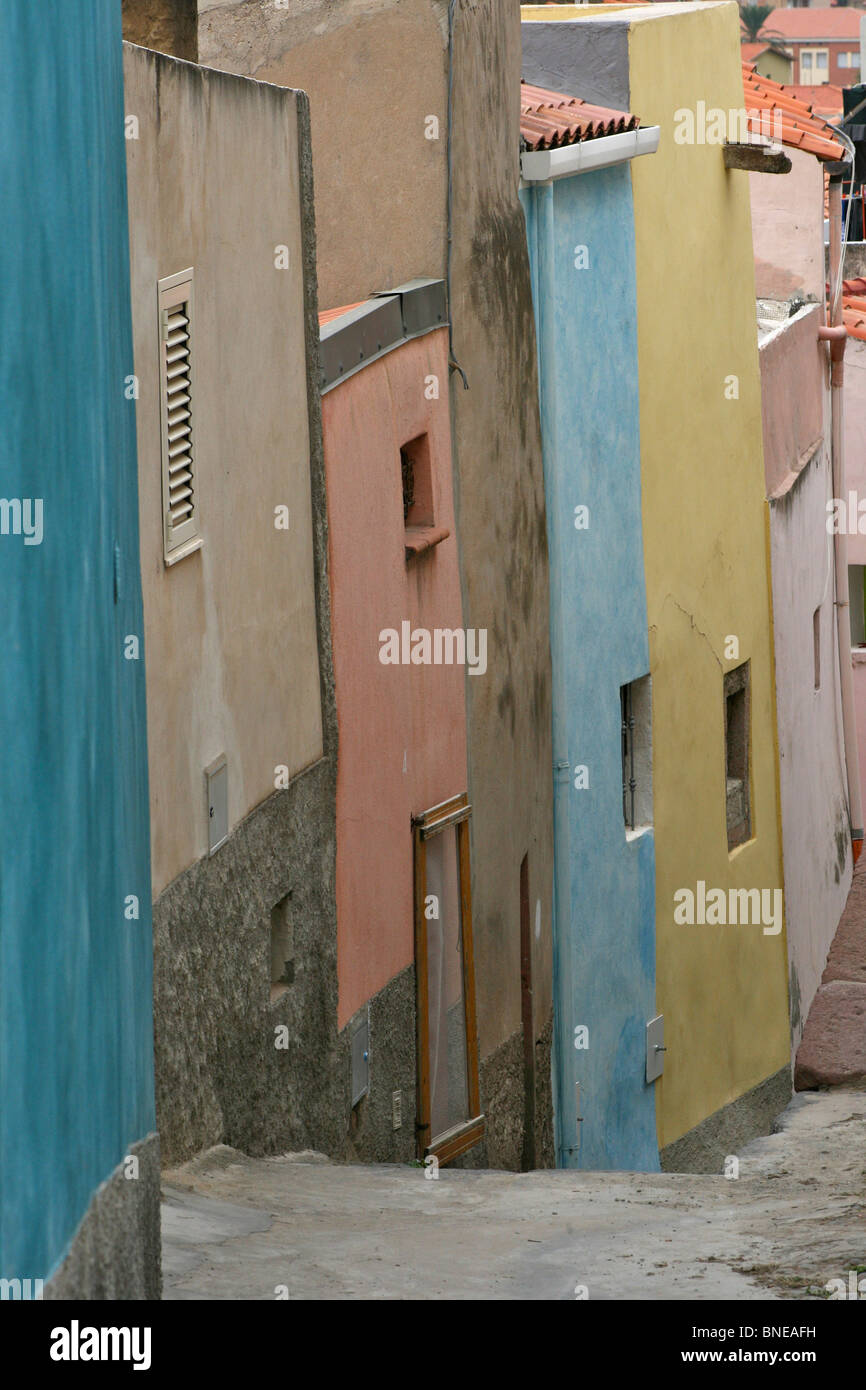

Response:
(521, 167), (658, 1170)
(0, 1), (155, 1279)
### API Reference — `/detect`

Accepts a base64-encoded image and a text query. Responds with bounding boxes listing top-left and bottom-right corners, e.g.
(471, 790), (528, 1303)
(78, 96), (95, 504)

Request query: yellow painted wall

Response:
(626, 3), (789, 1150)
(522, 1), (791, 1151)
(752, 49), (794, 86)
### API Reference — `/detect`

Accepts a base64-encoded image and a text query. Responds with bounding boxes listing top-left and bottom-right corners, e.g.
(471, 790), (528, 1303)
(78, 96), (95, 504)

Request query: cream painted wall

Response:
(625, 3), (790, 1149)
(124, 44), (323, 896)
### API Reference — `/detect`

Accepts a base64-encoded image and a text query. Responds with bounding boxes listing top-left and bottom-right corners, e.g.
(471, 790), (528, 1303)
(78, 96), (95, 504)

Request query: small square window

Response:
(401, 434), (449, 561)
(724, 662), (751, 850)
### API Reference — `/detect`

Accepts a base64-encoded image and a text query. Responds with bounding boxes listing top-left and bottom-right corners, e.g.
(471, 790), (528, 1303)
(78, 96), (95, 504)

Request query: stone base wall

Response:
(45, 1134), (161, 1301)
(660, 1067), (793, 1174)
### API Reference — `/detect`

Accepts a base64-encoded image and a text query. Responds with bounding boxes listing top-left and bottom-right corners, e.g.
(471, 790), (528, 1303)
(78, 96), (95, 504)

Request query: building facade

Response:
(0, 0), (159, 1298)
(523, 2), (793, 1170)
(123, 0), (557, 1169)
(519, 86), (661, 1169)
(124, 42), (342, 1165)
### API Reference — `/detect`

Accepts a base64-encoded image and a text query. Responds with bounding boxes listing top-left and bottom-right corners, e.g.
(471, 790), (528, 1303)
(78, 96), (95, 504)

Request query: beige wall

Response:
(197, 0), (449, 311)
(124, 43), (323, 896)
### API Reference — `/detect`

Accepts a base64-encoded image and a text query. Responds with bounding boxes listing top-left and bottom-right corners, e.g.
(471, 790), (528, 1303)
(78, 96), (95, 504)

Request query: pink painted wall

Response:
(750, 147), (825, 302)
(844, 337), (866, 566)
(760, 304), (825, 499)
(321, 327), (468, 1028)
(759, 305), (851, 1052)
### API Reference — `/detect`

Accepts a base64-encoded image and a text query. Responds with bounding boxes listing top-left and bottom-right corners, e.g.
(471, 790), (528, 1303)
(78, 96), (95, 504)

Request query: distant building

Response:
(742, 40), (795, 86)
(757, 8), (862, 87)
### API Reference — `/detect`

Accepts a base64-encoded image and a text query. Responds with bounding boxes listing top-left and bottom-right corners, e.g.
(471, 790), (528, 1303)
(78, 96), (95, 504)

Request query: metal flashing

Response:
(320, 279), (447, 393)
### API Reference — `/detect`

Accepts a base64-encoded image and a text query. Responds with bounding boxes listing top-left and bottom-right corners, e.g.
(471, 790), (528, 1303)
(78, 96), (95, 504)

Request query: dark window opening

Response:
(270, 892), (294, 1001)
(724, 662), (751, 850)
(620, 675), (653, 833)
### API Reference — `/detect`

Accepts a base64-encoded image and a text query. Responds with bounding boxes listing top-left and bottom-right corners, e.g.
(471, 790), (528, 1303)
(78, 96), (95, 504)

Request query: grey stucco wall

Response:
(521, 18), (632, 112)
(448, 0), (555, 1163)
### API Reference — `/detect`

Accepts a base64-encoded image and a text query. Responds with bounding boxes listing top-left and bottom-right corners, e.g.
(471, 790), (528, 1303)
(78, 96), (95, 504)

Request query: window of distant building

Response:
(799, 48), (829, 84)
(725, 662), (752, 851)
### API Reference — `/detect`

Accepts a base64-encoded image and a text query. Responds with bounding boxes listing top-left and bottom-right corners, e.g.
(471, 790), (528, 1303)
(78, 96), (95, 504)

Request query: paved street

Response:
(162, 1088), (866, 1301)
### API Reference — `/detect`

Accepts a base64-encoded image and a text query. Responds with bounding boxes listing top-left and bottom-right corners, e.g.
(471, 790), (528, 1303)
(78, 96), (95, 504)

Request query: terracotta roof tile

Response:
(742, 63), (846, 161)
(842, 278), (866, 340)
(520, 81), (639, 151)
(788, 83), (844, 122)
(318, 301), (366, 327)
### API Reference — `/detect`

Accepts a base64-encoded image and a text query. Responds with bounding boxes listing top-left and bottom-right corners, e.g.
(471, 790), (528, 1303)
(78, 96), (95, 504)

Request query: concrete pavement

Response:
(161, 1088), (866, 1300)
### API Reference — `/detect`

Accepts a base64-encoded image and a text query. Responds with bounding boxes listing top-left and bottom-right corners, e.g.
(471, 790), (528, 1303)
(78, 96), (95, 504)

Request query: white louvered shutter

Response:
(158, 269), (200, 560)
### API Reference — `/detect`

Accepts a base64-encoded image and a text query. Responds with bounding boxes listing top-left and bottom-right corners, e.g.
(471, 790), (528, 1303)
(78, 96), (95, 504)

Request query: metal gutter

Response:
(520, 124), (660, 183)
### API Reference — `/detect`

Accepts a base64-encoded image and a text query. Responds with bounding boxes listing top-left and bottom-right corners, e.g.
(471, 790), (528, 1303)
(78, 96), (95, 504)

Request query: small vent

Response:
(158, 269), (200, 562)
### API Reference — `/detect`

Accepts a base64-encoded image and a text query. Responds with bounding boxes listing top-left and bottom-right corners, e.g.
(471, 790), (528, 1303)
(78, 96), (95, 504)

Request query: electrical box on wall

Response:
(205, 755), (228, 855)
(646, 1014), (665, 1083)
(351, 1013), (369, 1106)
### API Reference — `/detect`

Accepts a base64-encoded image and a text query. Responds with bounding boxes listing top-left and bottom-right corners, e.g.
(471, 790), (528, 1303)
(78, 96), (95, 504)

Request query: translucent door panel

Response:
(425, 824), (470, 1140)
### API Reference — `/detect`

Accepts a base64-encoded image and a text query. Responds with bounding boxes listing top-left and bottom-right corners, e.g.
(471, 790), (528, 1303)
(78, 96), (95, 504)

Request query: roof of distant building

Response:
(755, 7), (862, 42)
(520, 81), (640, 150)
(742, 63), (847, 161)
(741, 41), (793, 63)
(788, 83), (844, 122)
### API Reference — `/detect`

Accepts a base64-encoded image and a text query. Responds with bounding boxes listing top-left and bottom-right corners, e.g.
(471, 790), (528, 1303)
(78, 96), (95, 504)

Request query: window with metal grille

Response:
(620, 675), (653, 834)
(158, 268), (200, 564)
(724, 661), (751, 850)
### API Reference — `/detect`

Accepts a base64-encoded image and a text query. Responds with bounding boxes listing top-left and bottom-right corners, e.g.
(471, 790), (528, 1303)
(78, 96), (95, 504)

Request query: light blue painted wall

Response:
(0, 1), (155, 1279)
(521, 167), (658, 1170)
